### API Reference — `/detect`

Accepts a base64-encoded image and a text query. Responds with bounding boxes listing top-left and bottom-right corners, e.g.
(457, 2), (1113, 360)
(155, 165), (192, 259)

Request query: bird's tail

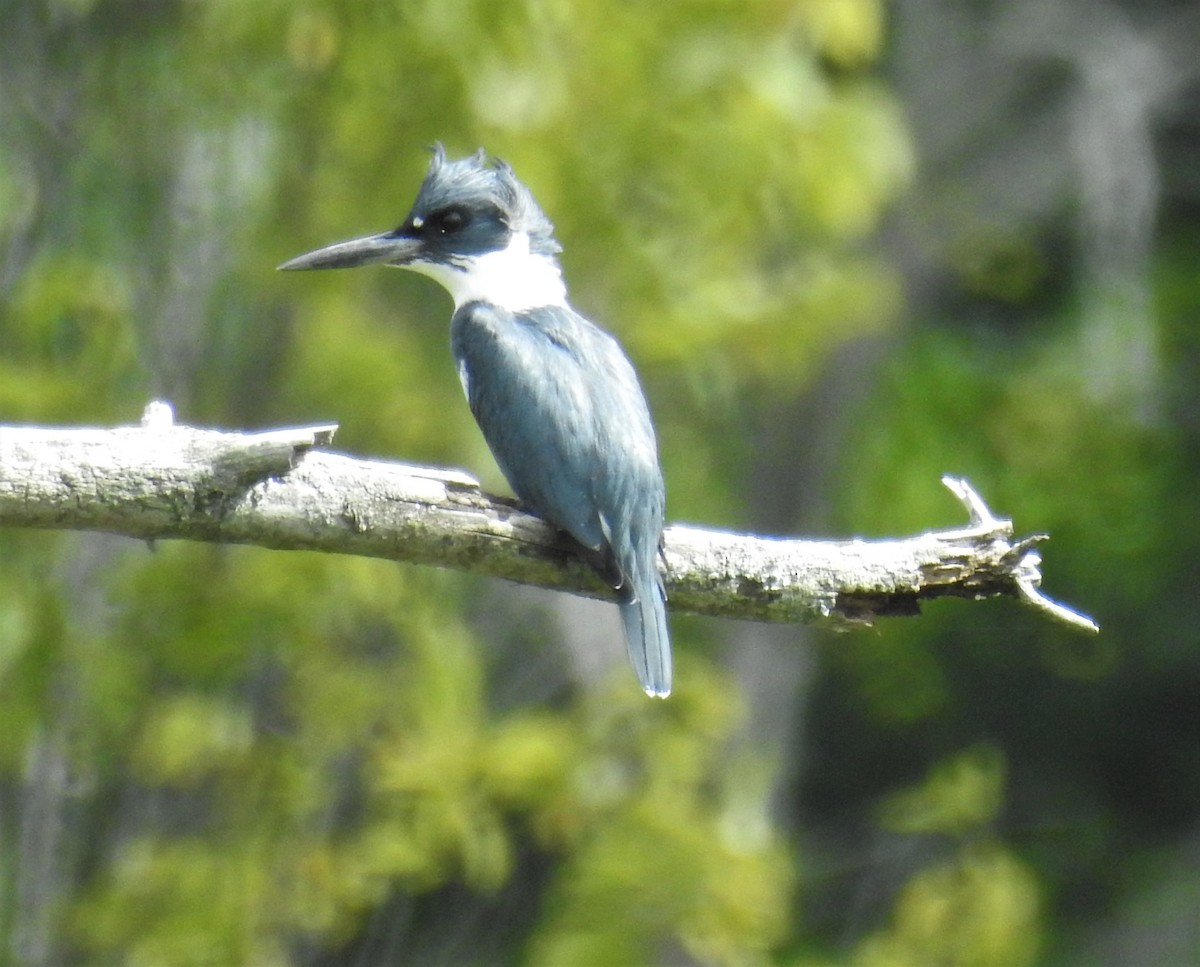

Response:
(619, 577), (671, 698)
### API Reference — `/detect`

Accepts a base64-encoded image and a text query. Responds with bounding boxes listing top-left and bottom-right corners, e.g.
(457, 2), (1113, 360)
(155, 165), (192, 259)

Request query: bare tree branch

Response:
(0, 403), (1098, 633)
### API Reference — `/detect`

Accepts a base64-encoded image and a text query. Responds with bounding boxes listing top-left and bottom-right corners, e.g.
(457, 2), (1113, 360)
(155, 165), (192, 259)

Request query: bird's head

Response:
(279, 145), (566, 311)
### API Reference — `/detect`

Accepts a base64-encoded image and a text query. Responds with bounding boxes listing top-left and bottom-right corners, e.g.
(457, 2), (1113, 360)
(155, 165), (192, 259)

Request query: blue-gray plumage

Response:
(279, 146), (672, 697)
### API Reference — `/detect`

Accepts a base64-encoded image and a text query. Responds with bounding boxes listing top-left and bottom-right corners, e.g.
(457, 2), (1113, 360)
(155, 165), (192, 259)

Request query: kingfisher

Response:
(279, 146), (671, 697)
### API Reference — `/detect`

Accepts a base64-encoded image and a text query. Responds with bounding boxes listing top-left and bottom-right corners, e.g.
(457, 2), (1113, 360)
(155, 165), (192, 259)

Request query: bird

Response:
(279, 146), (672, 697)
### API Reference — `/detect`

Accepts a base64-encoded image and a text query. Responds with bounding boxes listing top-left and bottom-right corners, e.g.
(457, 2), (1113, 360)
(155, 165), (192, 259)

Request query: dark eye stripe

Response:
(433, 207), (468, 234)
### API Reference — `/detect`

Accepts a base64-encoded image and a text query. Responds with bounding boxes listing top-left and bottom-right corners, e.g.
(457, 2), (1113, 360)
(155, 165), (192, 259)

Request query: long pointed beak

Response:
(277, 231), (423, 271)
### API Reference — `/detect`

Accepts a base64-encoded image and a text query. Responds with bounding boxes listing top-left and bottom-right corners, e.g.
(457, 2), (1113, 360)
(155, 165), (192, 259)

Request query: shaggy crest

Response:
(413, 144), (562, 256)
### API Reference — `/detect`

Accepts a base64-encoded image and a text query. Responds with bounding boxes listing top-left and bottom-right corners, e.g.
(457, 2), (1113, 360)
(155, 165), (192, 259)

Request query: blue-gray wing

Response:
(450, 301), (671, 695)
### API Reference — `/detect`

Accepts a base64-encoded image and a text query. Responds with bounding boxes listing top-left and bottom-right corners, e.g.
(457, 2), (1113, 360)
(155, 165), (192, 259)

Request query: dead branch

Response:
(0, 403), (1098, 632)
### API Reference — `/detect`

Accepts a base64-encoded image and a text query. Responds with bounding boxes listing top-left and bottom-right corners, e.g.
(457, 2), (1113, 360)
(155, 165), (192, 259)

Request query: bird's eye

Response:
(433, 208), (468, 235)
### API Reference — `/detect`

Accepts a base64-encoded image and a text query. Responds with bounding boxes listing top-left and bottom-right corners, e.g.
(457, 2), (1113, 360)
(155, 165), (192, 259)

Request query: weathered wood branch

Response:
(0, 404), (1098, 632)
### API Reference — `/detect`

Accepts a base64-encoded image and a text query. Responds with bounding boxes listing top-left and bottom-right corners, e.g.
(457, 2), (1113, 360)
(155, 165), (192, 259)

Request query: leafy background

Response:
(1, 0), (1198, 964)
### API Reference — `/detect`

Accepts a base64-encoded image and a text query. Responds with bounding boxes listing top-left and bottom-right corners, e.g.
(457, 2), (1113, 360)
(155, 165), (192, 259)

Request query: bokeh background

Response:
(2, 1), (1198, 964)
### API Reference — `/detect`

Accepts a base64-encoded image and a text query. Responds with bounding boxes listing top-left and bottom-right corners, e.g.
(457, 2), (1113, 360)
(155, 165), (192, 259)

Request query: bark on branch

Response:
(0, 404), (1098, 633)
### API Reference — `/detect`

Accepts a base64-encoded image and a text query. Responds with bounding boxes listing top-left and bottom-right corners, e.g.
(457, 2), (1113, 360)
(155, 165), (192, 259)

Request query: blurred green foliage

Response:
(1, 1), (902, 962)
(2, 0), (1197, 964)
(852, 843), (1042, 967)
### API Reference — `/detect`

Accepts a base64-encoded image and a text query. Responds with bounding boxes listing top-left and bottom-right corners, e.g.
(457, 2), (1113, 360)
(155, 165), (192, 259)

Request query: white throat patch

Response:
(406, 231), (568, 313)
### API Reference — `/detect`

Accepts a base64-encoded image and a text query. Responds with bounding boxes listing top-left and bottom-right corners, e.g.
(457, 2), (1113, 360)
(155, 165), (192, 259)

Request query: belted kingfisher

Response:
(279, 146), (671, 697)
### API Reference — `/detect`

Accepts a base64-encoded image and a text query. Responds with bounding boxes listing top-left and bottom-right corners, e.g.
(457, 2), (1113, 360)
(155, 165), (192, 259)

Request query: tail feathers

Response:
(619, 580), (672, 698)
